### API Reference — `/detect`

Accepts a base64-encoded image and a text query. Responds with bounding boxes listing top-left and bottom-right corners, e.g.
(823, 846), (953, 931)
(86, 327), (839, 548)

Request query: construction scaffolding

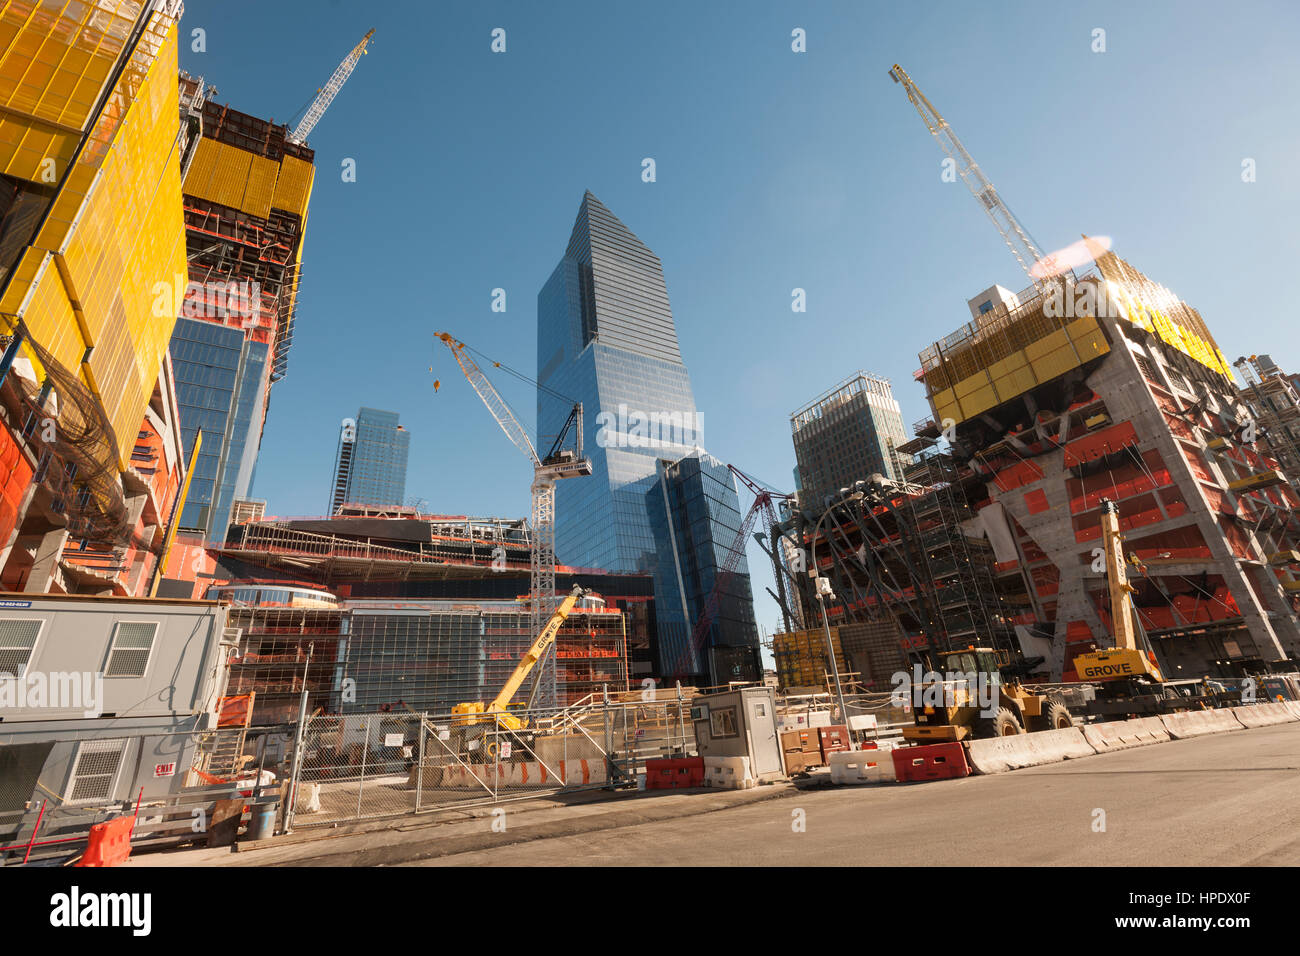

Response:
(785, 451), (1027, 681)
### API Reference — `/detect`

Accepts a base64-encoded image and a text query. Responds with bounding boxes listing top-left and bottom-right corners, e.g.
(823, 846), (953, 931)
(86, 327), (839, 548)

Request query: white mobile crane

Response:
(436, 332), (592, 708)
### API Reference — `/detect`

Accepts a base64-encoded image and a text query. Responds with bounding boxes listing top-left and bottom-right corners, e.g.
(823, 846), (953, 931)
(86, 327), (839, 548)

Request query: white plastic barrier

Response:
(703, 756), (755, 789)
(966, 727), (1096, 775)
(1159, 709), (1245, 740)
(828, 748), (896, 785)
(1229, 702), (1298, 728)
(1082, 716), (1171, 753)
(1287, 701), (1300, 721)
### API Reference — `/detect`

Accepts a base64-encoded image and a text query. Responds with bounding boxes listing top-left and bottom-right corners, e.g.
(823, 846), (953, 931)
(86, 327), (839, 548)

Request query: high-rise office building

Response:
(169, 74), (314, 540)
(537, 192), (758, 683)
(646, 450), (760, 681)
(791, 371), (911, 508)
(328, 408), (409, 512)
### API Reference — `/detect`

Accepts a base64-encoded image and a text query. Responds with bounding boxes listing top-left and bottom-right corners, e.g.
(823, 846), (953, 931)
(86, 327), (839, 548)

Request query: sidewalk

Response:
(126, 782), (797, 867)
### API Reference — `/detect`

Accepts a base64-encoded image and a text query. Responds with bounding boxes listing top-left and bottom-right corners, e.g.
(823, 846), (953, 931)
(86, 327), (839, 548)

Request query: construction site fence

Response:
(284, 697), (697, 830)
(1, 723), (289, 866)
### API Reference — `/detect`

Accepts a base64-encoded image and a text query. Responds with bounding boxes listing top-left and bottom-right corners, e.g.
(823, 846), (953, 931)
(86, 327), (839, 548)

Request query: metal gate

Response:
(284, 696), (696, 829)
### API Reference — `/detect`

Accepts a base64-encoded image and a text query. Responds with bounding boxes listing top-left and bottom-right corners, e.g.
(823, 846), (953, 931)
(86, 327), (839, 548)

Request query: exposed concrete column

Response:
(23, 527), (67, 592)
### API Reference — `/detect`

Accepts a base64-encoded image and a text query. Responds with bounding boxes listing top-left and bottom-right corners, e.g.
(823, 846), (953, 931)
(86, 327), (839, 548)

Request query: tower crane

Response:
(436, 332), (592, 709)
(287, 28), (375, 145)
(889, 63), (1064, 291)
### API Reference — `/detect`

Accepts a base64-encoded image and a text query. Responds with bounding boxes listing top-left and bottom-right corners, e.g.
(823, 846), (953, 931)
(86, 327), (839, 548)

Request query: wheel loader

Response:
(902, 646), (1074, 742)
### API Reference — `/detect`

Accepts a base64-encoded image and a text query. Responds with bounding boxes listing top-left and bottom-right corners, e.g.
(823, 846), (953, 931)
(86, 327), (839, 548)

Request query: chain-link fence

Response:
(285, 697), (697, 829)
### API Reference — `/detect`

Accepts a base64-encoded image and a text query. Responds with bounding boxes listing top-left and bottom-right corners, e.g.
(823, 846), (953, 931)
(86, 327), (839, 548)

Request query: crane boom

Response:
(437, 332), (540, 466)
(889, 63), (1053, 290)
(487, 585), (587, 714)
(289, 29), (375, 145)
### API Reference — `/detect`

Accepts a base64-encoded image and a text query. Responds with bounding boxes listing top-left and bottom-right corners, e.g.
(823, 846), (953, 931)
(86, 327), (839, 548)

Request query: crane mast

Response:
(288, 29), (375, 145)
(889, 63), (1057, 291)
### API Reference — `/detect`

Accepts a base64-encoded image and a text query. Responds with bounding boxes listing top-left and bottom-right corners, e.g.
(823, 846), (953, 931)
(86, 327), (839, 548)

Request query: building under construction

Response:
(1235, 354), (1300, 498)
(210, 581), (627, 725)
(168, 73), (313, 543)
(902, 252), (1300, 679)
(158, 511), (653, 721)
(0, 3), (190, 597)
(776, 449), (1027, 691)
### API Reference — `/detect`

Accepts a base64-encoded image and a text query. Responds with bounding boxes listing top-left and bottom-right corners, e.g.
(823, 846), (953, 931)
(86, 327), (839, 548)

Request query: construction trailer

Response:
(909, 254), (1300, 680)
(690, 686), (785, 781)
(0, 594), (234, 837)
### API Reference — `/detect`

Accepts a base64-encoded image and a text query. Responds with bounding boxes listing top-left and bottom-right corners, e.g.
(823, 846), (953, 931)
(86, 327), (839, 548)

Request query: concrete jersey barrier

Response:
(1230, 702), (1298, 728)
(965, 727), (1096, 774)
(1081, 716), (1171, 752)
(1159, 709), (1245, 739)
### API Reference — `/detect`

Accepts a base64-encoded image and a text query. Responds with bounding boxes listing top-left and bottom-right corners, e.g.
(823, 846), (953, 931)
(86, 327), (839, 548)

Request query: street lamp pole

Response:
(809, 492), (862, 739)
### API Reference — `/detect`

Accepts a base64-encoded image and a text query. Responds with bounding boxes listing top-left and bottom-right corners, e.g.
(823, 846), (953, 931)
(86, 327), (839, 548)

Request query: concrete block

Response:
(1159, 709), (1245, 740)
(704, 755), (754, 789)
(1081, 716), (1170, 752)
(966, 727), (1096, 774)
(1229, 702), (1297, 728)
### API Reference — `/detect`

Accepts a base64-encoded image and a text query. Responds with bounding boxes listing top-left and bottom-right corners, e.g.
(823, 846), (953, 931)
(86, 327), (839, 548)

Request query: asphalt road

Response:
(408, 723), (1300, 866)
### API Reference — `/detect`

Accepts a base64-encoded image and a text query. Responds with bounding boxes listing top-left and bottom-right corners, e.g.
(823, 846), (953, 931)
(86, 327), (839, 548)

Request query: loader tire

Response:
(976, 706), (1022, 738)
(1041, 696), (1074, 730)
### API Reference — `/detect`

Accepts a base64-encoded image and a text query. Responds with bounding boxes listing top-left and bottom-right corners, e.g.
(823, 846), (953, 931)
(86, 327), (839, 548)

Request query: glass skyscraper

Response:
(171, 317), (270, 539)
(329, 407), (410, 512)
(537, 192), (758, 683)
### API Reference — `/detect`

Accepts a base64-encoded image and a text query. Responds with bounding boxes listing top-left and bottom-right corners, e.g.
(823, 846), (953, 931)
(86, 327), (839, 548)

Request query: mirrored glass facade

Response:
(646, 451), (760, 681)
(331, 407), (409, 509)
(171, 317), (268, 538)
(537, 193), (757, 682)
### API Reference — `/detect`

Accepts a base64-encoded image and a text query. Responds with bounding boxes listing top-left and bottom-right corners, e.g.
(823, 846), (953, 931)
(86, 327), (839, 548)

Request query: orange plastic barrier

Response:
(77, 815), (134, 867)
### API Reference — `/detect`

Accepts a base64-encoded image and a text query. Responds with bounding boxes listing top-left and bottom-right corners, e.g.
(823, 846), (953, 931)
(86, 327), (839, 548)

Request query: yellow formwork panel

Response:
(242, 154), (279, 220)
(183, 138), (252, 212)
(18, 254), (80, 370)
(987, 354), (1028, 382)
(0, 114), (79, 184)
(272, 154), (314, 217)
(0, 1), (138, 133)
(931, 389), (960, 426)
(1024, 327), (1069, 363)
(6, 18), (185, 470)
(954, 373), (988, 399)
(994, 366), (1037, 399)
(963, 384), (998, 419)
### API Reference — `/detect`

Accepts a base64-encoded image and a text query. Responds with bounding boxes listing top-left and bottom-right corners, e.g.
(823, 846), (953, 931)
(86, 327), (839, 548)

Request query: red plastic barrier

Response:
(77, 815), (134, 867)
(891, 743), (970, 782)
(645, 756), (704, 790)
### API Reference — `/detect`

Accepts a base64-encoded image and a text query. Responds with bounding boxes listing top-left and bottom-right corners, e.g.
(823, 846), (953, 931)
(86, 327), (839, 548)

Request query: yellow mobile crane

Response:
(1073, 499), (1238, 717)
(453, 584), (589, 733)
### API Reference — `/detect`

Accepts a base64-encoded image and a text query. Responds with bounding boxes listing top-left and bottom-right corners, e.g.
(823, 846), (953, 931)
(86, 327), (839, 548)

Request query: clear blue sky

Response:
(182, 0), (1299, 642)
